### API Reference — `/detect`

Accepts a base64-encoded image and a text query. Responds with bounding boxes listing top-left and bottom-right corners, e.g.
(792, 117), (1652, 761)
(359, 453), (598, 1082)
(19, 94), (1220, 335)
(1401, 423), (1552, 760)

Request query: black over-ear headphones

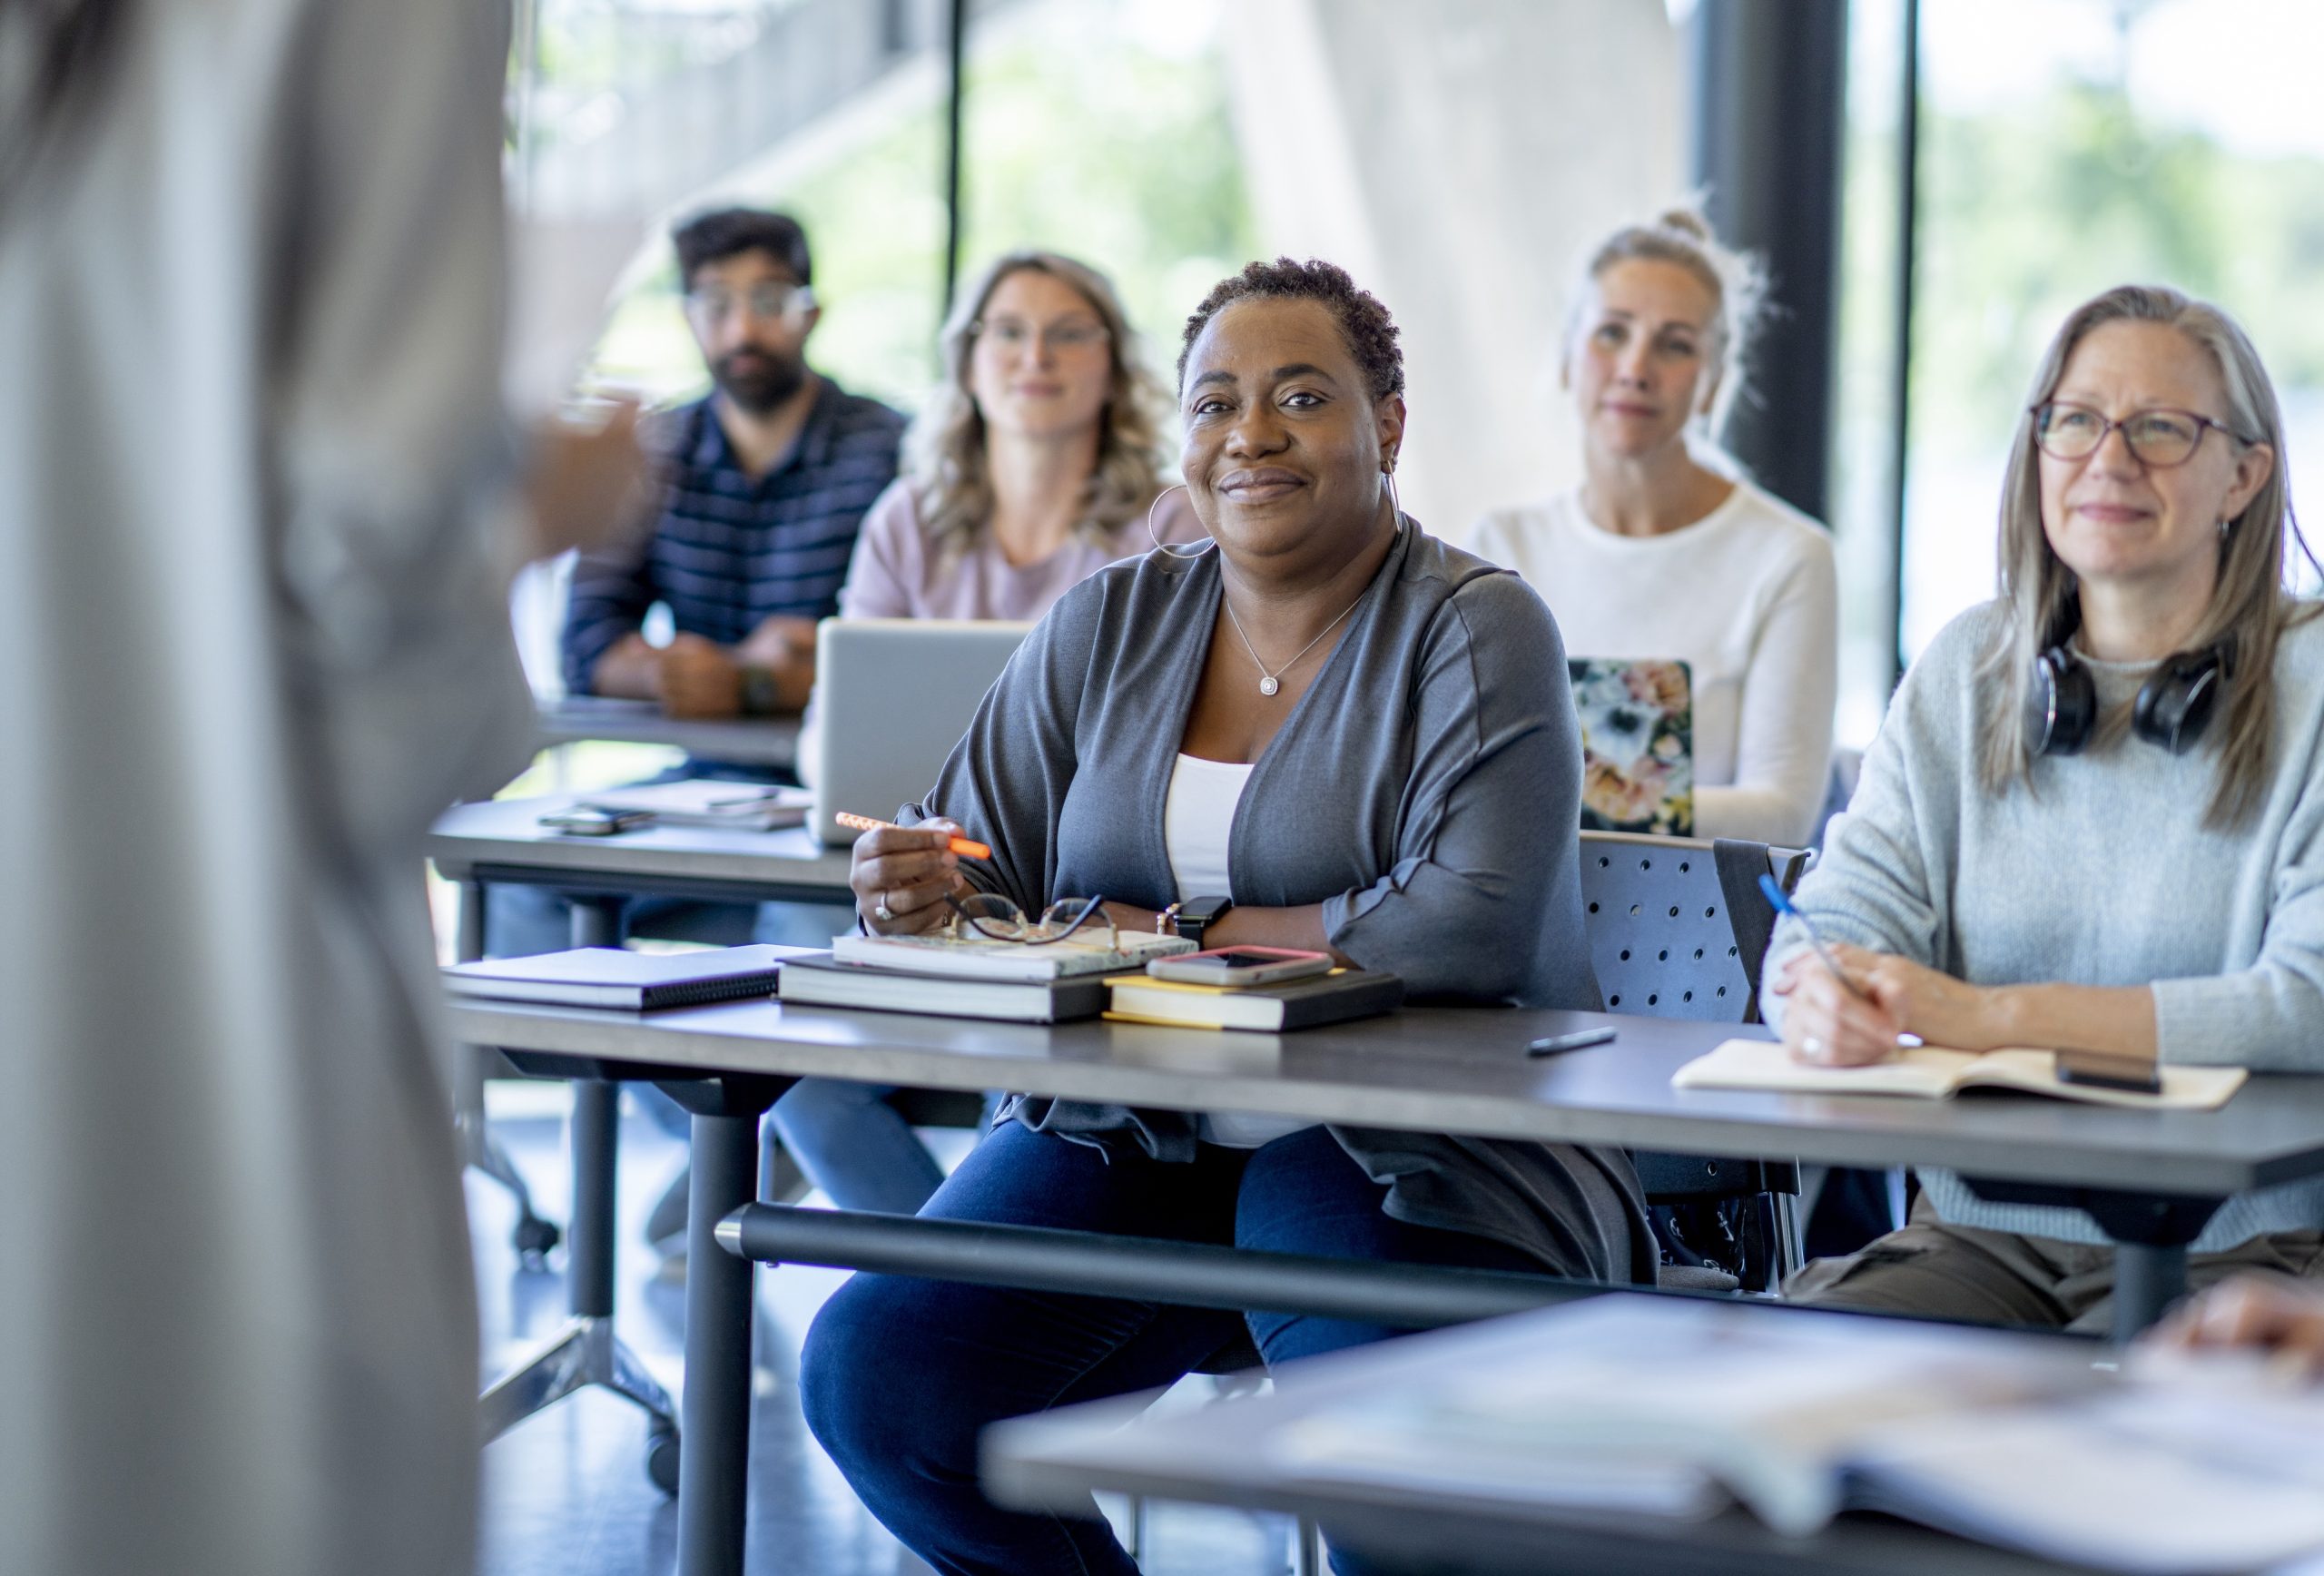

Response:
(2026, 599), (2232, 757)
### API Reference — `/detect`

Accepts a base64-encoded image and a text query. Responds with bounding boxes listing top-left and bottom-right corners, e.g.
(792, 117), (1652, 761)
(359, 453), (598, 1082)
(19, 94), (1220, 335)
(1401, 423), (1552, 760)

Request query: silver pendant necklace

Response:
(1222, 583), (1367, 697)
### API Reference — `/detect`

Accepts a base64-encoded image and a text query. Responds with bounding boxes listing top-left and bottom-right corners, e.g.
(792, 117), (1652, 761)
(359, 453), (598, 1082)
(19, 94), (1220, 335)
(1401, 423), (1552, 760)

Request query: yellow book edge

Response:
(1104, 967), (1354, 999)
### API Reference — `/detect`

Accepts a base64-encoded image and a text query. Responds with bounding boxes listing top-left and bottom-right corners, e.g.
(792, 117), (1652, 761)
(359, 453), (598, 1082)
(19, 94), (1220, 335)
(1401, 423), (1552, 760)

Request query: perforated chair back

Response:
(1580, 832), (1757, 1020)
(1578, 831), (1811, 1290)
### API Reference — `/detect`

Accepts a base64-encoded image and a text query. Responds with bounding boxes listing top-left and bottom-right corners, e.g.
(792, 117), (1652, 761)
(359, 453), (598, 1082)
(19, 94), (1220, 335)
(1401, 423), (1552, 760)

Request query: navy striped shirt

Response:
(561, 379), (905, 692)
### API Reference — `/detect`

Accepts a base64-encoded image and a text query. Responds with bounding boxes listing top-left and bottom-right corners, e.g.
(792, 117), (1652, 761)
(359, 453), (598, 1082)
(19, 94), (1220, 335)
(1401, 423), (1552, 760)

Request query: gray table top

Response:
(982, 1321), (2100, 1576)
(428, 793), (854, 898)
(534, 696), (801, 767)
(444, 993), (2324, 1198)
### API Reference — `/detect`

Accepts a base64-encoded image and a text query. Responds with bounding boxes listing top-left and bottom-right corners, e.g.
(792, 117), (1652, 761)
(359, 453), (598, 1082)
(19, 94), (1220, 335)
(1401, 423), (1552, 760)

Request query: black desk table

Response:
(428, 793), (854, 911)
(448, 995), (2324, 1576)
(433, 798), (852, 1493)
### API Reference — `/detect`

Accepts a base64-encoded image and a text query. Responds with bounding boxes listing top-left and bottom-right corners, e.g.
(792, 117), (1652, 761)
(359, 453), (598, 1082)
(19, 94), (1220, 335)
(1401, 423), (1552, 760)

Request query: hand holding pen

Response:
(1758, 875), (1905, 1067)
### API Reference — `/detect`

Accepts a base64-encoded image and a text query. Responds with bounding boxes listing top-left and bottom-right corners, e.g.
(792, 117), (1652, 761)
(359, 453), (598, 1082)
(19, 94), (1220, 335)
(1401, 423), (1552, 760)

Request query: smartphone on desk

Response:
(1146, 947), (1334, 988)
(537, 806), (654, 837)
(2055, 1048), (2164, 1095)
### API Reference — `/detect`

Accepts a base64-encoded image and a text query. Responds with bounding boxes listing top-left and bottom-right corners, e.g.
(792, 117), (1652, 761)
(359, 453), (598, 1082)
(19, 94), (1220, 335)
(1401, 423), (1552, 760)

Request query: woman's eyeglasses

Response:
(2030, 401), (2249, 469)
(972, 317), (1111, 356)
(942, 891), (1115, 948)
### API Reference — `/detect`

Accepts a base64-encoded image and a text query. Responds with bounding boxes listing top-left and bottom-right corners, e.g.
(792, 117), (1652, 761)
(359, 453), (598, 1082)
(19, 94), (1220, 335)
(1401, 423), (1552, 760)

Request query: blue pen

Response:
(1758, 874), (1869, 1001)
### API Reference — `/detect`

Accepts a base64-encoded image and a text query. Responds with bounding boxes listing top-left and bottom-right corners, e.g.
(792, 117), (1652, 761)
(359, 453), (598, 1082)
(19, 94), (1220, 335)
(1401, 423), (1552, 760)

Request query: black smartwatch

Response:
(1176, 895), (1233, 950)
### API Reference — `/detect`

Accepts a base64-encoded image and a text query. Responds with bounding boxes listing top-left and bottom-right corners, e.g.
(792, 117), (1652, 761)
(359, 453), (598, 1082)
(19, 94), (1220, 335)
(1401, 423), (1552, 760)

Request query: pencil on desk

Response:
(834, 811), (990, 861)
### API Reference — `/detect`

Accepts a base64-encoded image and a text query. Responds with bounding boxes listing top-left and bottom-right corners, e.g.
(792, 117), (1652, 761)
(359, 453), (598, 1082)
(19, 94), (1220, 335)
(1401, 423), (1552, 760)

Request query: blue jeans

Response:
(800, 1121), (1538, 1576)
(768, 1079), (948, 1216)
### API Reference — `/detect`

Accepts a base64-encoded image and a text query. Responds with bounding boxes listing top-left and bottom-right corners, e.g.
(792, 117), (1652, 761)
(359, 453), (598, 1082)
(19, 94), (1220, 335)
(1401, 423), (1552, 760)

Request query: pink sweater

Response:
(837, 478), (1206, 621)
(797, 481), (1206, 785)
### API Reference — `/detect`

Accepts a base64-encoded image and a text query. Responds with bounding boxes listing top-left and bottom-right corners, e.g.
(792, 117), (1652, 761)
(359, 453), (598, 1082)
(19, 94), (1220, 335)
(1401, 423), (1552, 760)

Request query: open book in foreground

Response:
(1672, 1038), (2247, 1110)
(1265, 1295), (2324, 1573)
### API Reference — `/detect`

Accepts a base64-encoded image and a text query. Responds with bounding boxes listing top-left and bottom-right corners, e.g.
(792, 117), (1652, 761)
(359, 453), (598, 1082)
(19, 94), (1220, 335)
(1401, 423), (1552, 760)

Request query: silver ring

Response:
(1802, 1035), (1826, 1059)
(873, 896), (895, 923)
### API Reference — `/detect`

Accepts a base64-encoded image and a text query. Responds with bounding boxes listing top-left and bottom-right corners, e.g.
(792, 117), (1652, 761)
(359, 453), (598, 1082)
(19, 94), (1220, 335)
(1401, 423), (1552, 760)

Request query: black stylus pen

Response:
(1527, 1026), (1619, 1057)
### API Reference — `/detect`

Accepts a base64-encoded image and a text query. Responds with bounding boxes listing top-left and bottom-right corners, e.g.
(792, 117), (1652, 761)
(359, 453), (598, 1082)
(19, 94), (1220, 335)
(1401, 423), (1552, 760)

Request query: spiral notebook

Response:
(442, 944), (806, 1010)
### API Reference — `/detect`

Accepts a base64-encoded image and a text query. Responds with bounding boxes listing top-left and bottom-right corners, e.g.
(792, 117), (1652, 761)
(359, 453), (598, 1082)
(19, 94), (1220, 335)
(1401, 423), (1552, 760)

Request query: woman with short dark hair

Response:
(782, 249), (1199, 1216)
(800, 258), (1652, 1574)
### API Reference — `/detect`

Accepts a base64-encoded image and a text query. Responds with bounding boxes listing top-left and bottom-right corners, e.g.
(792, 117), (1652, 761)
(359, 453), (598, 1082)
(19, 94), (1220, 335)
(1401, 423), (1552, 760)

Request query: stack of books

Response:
(1103, 968), (1403, 1031)
(774, 930), (1197, 1023)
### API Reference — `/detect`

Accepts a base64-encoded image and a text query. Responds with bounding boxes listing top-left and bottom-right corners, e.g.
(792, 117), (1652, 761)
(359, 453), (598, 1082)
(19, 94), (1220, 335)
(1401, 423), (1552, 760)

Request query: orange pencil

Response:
(834, 811), (991, 861)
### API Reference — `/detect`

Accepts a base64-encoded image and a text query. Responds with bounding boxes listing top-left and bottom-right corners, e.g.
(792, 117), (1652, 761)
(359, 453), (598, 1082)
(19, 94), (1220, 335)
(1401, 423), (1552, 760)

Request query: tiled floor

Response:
(469, 1083), (1299, 1576)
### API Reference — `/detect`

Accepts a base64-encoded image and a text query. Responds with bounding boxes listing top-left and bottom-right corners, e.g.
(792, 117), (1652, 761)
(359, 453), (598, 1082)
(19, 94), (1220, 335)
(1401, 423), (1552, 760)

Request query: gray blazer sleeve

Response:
(915, 575), (1105, 911)
(1324, 575), (1599, 1009)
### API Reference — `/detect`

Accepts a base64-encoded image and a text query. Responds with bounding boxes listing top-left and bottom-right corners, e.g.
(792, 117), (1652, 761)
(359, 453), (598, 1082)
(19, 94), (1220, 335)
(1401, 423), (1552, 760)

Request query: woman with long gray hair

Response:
(782, 250), (1201, 1215)
(1767, 283), (2324, 1329)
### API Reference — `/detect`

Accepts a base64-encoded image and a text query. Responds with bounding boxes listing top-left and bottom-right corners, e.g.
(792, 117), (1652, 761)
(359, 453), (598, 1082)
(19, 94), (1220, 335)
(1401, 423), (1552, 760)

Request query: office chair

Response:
(1578, 830), (1813, 1292)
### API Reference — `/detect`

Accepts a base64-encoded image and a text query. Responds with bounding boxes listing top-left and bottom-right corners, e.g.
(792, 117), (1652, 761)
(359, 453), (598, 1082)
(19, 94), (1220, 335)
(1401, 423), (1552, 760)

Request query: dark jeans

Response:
(799, 1120), (1537, 1576)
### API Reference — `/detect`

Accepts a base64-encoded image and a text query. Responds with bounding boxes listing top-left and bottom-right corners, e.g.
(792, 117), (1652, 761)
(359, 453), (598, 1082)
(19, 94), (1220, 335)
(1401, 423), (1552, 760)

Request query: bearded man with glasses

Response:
(561, 207), (906, 724)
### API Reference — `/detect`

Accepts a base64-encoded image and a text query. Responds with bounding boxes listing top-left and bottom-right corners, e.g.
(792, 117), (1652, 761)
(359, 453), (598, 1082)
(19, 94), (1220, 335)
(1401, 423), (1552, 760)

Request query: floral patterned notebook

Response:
(1567, 657), (1695, 837)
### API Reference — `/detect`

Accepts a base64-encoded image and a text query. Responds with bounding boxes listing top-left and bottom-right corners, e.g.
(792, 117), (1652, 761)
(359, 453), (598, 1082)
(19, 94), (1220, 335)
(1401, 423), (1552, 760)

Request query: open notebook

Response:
(1672, 1039), (2247, 1110)
(1261, 1295), (2324, 1573)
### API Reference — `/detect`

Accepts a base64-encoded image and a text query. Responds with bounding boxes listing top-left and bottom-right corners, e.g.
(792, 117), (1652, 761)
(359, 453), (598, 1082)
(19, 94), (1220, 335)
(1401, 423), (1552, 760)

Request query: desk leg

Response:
(1958, 1177), (2221, 1344)
(569, 1079), (618, 1321)
(475, 890), (678, 1483)
(569, 893), (626, 951)
(665, 1078), (783, 1576)
(2112, 1242), (2188, 1346)
(564, 894), (626, 1327)
(456, 879), (559, 1261)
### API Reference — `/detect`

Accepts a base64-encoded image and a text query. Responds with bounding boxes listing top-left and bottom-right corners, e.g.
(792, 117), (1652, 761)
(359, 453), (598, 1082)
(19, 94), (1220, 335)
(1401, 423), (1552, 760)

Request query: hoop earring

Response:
(1146, 481), (1215, 558)
(1382, 467), (1403, 526)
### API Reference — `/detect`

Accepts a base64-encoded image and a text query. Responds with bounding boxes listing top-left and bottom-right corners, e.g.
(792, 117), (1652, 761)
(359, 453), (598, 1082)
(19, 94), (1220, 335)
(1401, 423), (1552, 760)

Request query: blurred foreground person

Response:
(0, 4), (631, 1572)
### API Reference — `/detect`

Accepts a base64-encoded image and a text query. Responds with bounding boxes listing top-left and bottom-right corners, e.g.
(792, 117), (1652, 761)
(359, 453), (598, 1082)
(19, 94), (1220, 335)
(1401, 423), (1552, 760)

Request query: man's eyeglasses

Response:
(973, 317), (1110, 356)
(684, 283), (816, 324)
(2030, 401), (2250, 469)
(942, 891), (1114, 948)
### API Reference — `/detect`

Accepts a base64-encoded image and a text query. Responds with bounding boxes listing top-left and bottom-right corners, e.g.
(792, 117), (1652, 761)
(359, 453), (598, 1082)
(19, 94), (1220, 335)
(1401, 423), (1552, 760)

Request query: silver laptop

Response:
(810, 619), (1033, 845)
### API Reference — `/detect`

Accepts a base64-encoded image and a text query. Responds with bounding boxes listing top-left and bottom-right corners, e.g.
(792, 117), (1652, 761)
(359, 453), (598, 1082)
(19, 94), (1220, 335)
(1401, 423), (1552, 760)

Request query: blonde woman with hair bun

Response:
(1462, 205), (1839, 845)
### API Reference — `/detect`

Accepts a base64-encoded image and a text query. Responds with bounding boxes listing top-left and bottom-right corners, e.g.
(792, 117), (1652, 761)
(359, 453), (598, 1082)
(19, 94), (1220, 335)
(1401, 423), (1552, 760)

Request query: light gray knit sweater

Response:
(1765, 599), (2324, 1250)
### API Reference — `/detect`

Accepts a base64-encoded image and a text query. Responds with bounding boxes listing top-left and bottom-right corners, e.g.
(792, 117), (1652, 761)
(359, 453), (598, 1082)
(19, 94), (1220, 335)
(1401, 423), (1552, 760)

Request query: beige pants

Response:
(1786, 1195), (2324, 1335)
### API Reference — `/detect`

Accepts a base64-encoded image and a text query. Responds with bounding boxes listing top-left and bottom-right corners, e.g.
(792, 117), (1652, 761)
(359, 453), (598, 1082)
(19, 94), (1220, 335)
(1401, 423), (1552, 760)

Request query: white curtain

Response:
(0, 3), (531, 1572)
(1224, 0), (1685, 540)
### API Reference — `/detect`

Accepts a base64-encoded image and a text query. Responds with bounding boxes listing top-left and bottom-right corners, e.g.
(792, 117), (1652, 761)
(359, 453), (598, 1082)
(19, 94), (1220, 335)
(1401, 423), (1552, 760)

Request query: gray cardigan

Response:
(1765, 600), (2324, 1250)
(914, 523), (1654, 1284)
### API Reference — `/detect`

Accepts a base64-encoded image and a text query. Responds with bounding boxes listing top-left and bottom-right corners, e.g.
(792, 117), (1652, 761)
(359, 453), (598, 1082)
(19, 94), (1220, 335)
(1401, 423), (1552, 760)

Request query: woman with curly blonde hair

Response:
(837, 248), (1204, 620)
(783, 251), (1200, 1216)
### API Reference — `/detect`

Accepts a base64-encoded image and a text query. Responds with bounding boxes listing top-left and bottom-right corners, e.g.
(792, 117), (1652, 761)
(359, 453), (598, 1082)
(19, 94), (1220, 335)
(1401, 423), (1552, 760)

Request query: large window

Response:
(1899, 0), (2324, 664)
(576, 0), (1252, 413)
(500, 0), (1251, 697)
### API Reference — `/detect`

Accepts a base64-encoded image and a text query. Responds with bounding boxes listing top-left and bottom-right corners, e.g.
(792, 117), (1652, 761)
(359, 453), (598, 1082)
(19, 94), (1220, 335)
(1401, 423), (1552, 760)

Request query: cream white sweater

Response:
(1766, 601), (2324, 1251)
(1462, 479), (1838, 846)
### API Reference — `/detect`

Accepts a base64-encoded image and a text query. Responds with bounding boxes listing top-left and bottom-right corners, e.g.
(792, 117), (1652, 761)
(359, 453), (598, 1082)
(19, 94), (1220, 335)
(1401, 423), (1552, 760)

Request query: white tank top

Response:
(1161, 753), (1312, 1150)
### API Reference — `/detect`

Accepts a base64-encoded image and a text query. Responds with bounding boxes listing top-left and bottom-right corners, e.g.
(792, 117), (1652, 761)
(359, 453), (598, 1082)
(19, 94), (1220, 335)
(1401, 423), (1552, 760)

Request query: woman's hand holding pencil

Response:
(843, 813), (981, 936)
(835, 812), (990, 861)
